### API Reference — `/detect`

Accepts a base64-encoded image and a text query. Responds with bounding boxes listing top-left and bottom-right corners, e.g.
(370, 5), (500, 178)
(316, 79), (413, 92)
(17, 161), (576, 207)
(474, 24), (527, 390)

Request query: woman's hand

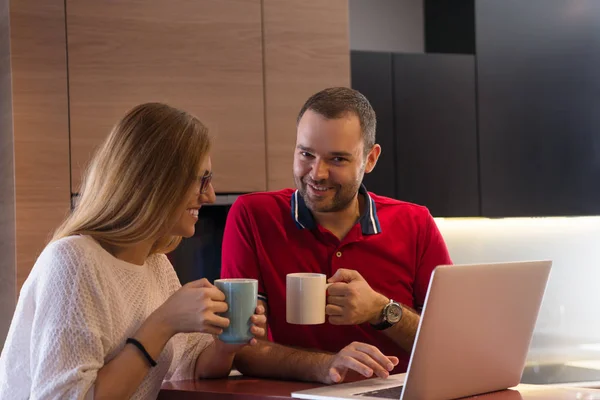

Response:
(214, 304), (267, 354)
(153, 278), (231, 336)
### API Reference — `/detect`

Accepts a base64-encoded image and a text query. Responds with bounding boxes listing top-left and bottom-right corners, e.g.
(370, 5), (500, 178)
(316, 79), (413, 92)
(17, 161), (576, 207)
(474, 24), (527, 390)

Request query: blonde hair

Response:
(53, 102), (211, 254)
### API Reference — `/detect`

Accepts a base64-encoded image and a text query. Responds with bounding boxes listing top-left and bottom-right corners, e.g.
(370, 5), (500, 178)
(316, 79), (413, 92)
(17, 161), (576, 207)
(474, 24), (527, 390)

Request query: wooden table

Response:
(158, 376), (600, 400)
(158, 375), (322, 400)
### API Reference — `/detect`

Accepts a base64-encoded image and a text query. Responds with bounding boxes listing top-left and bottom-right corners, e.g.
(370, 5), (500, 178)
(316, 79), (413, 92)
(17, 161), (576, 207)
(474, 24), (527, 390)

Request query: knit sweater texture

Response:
(0, 235), (213, 399)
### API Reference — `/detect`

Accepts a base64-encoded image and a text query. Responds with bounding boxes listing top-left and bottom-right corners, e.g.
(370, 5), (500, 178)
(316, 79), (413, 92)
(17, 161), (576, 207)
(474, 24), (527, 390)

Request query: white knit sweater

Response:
(0, 235), (214, 400)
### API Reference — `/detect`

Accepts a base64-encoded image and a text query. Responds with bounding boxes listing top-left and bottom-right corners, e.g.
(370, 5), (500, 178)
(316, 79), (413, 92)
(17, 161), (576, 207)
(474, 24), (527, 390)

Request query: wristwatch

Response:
(370, 299), (403, 331)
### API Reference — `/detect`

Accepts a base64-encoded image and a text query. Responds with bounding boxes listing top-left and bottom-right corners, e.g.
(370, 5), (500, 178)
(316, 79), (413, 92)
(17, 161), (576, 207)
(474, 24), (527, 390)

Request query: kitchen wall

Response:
(0, 0), (16, 351)
(349, 0), (423, 52)
(436, 217), (600, 362)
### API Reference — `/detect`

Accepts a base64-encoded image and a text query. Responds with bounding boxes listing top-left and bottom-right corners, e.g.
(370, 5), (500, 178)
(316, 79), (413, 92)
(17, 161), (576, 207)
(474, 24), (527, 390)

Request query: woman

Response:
(0, 103), (266, 399)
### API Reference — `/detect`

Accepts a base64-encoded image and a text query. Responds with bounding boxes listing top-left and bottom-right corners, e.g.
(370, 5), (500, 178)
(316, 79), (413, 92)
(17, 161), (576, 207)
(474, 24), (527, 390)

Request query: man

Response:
(221, 87), (452, 384)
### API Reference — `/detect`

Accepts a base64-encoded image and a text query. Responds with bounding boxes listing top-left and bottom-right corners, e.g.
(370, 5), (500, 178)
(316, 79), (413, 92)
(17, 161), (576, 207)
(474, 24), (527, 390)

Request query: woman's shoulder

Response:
(44, 235), (99, 257)
(28, 235), (106, 288)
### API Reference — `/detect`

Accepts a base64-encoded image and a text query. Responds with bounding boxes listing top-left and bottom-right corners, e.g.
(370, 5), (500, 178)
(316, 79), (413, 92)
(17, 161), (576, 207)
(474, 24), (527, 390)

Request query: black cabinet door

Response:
(477, 0), (600, 216)
(394, 54), (479, 217)
(351, 51), (396, 199)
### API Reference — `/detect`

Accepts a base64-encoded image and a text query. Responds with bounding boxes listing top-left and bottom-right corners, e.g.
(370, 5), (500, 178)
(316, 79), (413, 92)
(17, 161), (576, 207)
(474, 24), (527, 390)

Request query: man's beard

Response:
(294, 175), (362, 213)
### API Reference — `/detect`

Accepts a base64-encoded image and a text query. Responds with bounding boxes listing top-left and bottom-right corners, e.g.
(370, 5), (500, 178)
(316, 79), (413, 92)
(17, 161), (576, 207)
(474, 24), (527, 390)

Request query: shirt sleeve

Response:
(158, 258), (215, 381)
(413, 211), (453, 311)
(164, 332), (214, 381)
(221, 198), (266, 302)
(28, 240), (108, 399)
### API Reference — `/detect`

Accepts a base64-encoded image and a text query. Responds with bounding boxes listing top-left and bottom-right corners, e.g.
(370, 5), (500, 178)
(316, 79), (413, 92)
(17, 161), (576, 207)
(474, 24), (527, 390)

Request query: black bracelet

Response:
(126, 338), (157, 367)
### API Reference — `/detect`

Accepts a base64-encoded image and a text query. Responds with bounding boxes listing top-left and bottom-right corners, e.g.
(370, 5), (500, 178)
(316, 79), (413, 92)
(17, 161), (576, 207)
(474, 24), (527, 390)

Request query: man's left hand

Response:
(326, 269), (389, 325)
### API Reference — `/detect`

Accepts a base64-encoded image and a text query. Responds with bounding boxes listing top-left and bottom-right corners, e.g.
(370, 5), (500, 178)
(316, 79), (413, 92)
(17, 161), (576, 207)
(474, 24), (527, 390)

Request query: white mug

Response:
(286, 273), (331, 325)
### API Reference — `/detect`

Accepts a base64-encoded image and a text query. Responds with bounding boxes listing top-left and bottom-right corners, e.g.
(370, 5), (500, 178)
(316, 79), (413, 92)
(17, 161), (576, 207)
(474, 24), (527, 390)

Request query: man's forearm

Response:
(233, 340), (332, 383)
(381, 305), (420, 353)
(195, 341), (236, 379)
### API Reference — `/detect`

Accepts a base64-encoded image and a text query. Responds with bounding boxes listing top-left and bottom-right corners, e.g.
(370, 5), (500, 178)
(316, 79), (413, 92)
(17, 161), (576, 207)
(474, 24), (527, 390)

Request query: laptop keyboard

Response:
(356, 384), (404, 399)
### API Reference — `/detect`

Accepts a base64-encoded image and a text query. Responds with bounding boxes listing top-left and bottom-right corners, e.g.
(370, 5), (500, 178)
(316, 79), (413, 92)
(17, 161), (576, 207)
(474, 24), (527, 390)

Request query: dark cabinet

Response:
(352, 1), (600, 217)
(424, 0), (475, 55)
(351, 51), (396, 199)
(170, 206), (229, 284)
(477, 0), (600, 216)
(393, 54), (479, 217)
(351, 51), (479, 217)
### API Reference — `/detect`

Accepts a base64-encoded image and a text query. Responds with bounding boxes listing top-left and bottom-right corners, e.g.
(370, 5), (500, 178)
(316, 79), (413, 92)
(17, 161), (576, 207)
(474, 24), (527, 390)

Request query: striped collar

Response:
(290, 184), (382, 235)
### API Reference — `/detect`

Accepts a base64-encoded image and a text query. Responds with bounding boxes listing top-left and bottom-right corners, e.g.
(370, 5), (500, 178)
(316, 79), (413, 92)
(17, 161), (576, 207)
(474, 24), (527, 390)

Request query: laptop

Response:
(292, 260), (552, 400)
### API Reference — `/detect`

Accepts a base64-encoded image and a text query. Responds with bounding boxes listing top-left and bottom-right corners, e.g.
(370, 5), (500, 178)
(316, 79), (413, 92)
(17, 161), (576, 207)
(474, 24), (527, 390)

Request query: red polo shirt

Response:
(220, 185), (452, 373)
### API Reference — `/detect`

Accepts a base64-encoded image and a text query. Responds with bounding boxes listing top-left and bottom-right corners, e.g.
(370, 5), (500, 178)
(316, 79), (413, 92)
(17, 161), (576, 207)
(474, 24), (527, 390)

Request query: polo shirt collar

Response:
(290, 184), (381, 235)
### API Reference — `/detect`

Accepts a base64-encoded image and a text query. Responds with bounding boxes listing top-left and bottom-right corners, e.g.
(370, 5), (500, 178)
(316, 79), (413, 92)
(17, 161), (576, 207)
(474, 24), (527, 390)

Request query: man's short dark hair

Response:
(296, 87), (376, 155)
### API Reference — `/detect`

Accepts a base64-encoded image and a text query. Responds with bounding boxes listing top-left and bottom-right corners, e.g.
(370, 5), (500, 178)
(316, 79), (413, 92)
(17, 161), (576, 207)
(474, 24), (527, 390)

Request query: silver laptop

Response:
(292, 260), (552, 400)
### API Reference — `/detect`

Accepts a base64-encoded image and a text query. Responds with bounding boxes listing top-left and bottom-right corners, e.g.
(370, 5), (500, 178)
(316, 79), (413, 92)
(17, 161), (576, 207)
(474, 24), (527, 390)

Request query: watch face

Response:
(386, 303), (402, 324)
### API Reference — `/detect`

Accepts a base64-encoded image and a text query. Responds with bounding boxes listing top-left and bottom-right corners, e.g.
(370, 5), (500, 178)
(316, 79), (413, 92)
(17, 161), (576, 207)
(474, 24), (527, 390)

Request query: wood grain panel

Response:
(263, 0), (350, 190)
(10, 0), (71, 288)
(67, 0), (266, 193)
(0, 0), (16, 348)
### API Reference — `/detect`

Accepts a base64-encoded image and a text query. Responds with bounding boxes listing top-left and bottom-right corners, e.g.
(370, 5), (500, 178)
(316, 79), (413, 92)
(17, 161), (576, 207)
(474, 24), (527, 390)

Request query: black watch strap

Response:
(370, 319), (393, 331)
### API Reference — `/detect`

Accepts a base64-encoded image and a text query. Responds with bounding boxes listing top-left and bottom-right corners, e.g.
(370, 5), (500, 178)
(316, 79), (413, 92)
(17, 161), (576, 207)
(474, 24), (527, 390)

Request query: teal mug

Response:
(214, 278), (258, 344)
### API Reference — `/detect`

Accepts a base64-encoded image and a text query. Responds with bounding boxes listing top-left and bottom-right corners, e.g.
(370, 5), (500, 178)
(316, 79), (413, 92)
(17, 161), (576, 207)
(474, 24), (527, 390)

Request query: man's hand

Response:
(326, 269), (389, 325)
(321, 342), (399, 384)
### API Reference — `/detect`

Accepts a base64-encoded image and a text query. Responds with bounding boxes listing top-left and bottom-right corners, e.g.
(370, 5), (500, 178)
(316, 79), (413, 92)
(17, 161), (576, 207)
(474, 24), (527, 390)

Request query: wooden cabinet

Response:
(8, 0), (71, 290)
(477, 0), (600, 217)
(67, 0), (350, 193)
(1, 0), (72, 348)
(263, 0), (350, 190)
(2, 0), (350, 306)
(67, 0), (266, 193)
(0, 0), (16, 348)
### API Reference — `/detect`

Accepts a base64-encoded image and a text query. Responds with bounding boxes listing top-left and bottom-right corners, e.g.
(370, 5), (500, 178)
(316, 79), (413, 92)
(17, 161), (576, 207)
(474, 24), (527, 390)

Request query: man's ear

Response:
(364, 144), (381, 174)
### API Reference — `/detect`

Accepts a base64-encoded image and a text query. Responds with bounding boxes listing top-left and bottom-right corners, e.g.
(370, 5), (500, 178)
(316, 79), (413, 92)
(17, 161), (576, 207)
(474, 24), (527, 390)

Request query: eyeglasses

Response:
(198, 172), (213, 194)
